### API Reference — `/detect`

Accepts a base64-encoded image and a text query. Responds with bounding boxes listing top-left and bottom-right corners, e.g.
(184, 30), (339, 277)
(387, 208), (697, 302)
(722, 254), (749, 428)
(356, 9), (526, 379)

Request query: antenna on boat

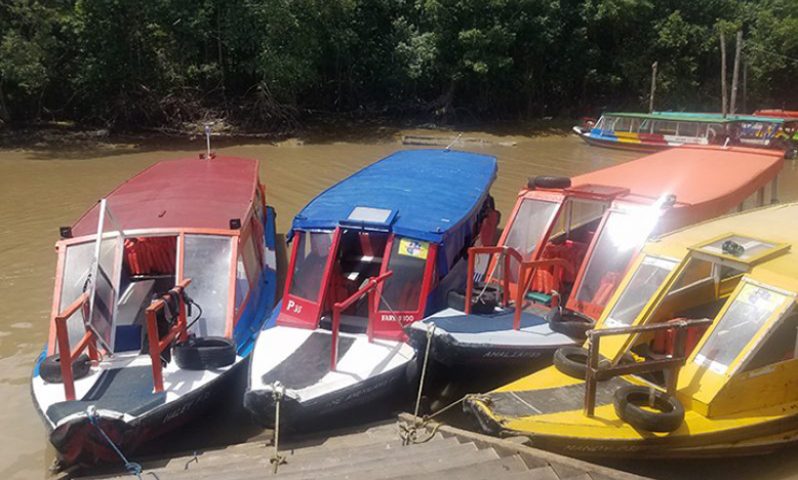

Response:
(200, 122), (216, 159)
(445, 133), (463, 151)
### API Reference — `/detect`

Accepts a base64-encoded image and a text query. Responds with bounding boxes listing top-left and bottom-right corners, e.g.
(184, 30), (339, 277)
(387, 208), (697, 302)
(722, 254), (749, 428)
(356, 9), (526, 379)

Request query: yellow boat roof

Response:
(644, 202), (798, 288)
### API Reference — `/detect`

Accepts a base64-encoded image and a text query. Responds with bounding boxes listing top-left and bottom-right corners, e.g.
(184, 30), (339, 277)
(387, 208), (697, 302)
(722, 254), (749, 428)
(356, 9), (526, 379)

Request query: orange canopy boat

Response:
(407, 145), (784, 372)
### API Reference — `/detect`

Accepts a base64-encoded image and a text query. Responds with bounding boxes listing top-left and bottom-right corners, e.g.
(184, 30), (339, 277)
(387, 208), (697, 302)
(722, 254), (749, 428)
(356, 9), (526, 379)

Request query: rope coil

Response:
(86, 406), (143, 479)
(401, 324), (472, 446)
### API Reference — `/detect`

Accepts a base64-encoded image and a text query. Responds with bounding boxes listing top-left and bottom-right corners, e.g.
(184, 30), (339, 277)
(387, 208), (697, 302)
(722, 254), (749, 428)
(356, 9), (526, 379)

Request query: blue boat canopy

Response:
(290, 149), (498, 275)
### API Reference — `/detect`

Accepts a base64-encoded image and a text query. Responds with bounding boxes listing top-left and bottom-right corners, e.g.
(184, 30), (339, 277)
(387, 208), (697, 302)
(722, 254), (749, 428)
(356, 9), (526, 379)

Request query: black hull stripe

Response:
(261, 332), (356, 389)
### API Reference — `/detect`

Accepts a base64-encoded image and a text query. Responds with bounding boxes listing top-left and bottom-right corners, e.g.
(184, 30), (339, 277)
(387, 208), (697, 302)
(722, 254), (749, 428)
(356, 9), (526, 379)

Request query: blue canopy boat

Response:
(244, 149), (499, 425)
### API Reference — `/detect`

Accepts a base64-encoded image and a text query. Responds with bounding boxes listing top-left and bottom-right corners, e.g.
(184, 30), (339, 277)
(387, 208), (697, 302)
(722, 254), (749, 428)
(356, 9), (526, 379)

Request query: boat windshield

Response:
(289, 231), (334, 301)
(574, 208), (661, 313)
(603, 256), (678, 328)
(379, 237), (429, 312)
(502, 198), (560, 281)
(183, 234), (233, 337)
(694, 281), (793, 375)
(58, 242), (96, 349)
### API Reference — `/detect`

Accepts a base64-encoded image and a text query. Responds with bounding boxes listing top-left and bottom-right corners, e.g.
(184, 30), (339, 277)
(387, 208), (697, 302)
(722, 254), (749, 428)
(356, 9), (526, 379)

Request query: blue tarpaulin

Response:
(289, 149), (497, 275)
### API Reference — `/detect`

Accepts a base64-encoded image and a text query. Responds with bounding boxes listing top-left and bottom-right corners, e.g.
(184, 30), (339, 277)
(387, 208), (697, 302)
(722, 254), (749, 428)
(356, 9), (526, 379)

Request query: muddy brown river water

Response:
(2, 130), (798, 479)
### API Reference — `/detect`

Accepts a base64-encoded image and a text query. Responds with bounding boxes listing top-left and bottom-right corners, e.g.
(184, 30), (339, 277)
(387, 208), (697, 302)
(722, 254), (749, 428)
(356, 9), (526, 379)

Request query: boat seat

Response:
(590, 271), (622, 307)
(530, 240), (587, 295)
(651, 317), (710, 357)
(124, 237), (176, 276)
(45, 366), (166, 424)
(114, 279), (156, 352)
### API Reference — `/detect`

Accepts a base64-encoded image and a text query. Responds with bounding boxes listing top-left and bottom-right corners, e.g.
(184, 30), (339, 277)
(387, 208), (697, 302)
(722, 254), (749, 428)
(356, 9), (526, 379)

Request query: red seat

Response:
(590, 271), (622, 308)
(124, 237), (176, 275)
(531, 240), (587, 293)
(651, 318), (709, 357)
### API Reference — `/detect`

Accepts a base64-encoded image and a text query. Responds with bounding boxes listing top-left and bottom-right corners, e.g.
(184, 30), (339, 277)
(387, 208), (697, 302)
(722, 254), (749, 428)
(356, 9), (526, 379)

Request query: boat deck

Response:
(68, 415), (647, 480)
(413, 307), (578, 347)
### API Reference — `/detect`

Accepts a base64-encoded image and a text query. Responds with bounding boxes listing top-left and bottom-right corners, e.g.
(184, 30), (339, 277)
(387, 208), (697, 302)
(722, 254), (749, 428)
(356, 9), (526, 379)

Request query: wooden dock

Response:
(72, 415), (648, 480)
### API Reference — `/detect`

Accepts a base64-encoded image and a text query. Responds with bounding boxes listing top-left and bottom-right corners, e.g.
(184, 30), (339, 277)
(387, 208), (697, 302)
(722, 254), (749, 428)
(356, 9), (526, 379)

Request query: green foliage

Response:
(0, 0), (795, 128)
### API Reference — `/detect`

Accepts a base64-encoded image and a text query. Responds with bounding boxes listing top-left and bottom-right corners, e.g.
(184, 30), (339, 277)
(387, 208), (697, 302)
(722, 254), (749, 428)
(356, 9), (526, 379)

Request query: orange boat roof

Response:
(571, 145), (783, 208)
(71, 156), (259, 237)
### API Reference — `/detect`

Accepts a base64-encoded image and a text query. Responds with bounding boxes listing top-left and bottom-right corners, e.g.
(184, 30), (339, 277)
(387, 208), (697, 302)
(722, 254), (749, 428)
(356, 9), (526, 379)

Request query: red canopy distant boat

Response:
(754, 109), (798, 119)
(31, 155), (279, 466)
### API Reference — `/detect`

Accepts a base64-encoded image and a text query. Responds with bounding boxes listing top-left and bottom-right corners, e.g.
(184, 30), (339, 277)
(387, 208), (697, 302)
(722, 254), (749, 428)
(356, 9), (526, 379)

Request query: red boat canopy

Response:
(571, 145), (783, 208)
(71, 156), (259, 237)
(754, 109), (798, 120)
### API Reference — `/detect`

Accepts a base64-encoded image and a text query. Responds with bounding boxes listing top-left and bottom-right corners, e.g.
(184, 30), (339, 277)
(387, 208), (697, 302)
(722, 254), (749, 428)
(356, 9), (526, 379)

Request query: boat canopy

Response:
(604, 111), (786, 124)
(755, 109), (798, 120)
(71, 157), (260, 237)
(289, 149), (497, 275)
(572, 146), (782, 221)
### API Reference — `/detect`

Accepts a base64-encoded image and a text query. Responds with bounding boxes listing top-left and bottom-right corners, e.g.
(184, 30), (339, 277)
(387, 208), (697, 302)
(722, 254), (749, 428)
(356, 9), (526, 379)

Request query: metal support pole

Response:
(465, 250), (474, 314)
(757, 187), (765, 207)
(583, 334), (600, 417)
(667, 326), (686, 396)
(772, 176), (779, 204)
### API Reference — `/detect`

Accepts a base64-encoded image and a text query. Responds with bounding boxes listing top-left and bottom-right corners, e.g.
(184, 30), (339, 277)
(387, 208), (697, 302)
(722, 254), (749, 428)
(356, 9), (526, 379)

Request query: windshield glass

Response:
(183, 234), (233, 337)
(575, 209), (660, 309)
(289, 231), (334, 301)
(380, 238), (429, 312)
(694, 282), (792, 375)
(547, 199), (605, 243)
(604, 256), (678, 328)
(502, 199), (560, 282)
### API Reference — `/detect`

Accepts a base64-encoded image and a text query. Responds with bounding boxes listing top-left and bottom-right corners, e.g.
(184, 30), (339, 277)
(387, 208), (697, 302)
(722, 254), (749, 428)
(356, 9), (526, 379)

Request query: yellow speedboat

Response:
(465, 203), (798, 458)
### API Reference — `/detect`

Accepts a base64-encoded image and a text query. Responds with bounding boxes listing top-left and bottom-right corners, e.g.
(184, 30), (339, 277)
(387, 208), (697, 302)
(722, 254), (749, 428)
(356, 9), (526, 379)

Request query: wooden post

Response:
(743, 59), (748, 114)
(649, 62), (658, 113)
(730, 31), (743, 114)
(721, 30), (728, 117)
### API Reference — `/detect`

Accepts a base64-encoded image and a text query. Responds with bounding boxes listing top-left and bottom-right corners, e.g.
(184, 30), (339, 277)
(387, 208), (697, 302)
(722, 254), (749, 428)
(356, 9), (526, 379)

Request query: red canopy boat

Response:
(31, 155), (278, 466)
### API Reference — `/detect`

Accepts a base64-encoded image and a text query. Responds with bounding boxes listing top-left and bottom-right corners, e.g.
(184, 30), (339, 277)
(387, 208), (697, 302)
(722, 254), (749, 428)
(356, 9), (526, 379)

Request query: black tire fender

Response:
(546, 307), (596, 339)
(613, 385), (685, 433)
(528, 175), (572, 190)
(553, 345), (607, 379)
(447, 283), (499, 314)
(174, 336), (236, 370)
(40, 353), (91, 383)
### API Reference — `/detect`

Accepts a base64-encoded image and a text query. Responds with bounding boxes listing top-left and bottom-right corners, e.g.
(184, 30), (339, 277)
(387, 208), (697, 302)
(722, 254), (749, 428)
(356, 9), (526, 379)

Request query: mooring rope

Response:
(86, 406), (143, 479)
(270, 382), (287, 474)
(413, 324), (434, 419)
(401, 324), (473, 445)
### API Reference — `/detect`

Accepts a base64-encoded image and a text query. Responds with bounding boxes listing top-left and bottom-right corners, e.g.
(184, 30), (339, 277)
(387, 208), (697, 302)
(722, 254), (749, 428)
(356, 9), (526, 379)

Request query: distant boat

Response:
(31, 156), (278, 465)
(244, 149), (499, 426)
(407, 145), (784, 372)
(465, 202), (798, 458)
(573, 111), (794, 155)
(754, 108), (798, 119)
